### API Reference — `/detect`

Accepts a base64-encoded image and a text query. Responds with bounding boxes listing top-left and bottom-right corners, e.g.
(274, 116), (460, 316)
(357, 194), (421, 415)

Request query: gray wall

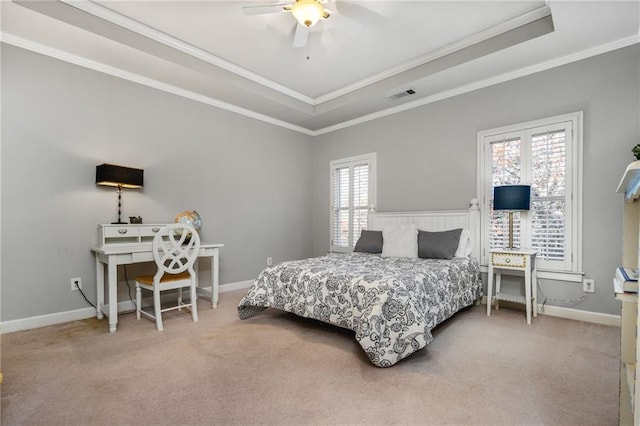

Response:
(1, 45), (313, 321)
(311, 44), (640, 316)
(3, 42), (639, 323)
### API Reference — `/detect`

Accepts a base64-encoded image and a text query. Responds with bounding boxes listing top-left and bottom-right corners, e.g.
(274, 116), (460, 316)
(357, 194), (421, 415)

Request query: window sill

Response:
(480, 265), (583, 282)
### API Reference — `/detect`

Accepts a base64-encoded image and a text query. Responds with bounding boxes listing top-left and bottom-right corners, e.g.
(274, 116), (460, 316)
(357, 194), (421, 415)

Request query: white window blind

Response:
(332, 166), (350, 248)
(478, 112), (582, 280)
(531, 129), (568, 263)
(330, 153), (376, 252)
(489, 136), (523, 251)
(351, 164), (370, 248)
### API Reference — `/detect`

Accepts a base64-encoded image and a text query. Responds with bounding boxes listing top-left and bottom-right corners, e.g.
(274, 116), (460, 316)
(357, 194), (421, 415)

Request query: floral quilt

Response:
(237, 253), (482, 367)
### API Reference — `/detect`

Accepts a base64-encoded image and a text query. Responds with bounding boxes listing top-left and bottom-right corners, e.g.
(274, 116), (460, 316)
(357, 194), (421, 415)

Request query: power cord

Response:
(537, 280), (588, 313)
(75, 283), (97, 309)
(73, 267), (138, 315)
(122, 265), (138, 312)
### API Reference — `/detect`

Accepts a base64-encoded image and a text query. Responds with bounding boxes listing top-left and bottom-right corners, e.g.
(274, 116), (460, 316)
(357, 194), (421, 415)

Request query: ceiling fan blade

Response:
(242, 4), (288, 15)
(292, 23), (309, 48)
(334, 2), (387, 25)
(323, 8), (363, 39)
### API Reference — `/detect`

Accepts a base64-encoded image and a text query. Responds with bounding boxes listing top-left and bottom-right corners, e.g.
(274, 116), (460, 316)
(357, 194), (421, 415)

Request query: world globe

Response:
(174, 210), (202, 233)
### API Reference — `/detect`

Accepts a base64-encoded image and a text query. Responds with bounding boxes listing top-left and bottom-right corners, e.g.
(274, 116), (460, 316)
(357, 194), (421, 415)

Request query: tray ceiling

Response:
(2, 1), (639, 134)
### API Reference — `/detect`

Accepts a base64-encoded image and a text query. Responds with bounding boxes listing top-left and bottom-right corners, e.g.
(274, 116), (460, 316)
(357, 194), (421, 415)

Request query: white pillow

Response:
(381, 225), (418, 258)
(455, 229), (472, 257)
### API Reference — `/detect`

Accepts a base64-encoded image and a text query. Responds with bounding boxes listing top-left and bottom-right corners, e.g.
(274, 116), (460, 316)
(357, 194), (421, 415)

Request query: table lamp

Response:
(96, 164), (144, 224)
(493, 184), (531, 250)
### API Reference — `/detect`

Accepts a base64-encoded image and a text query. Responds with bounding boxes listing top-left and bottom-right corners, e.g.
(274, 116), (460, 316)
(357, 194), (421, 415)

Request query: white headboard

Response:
(369, 199), (481, 259)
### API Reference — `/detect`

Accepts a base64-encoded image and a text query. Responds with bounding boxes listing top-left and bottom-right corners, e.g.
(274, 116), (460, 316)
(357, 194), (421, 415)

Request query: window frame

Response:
(476, 112), (583, 282)
(329, 152), (377, 253)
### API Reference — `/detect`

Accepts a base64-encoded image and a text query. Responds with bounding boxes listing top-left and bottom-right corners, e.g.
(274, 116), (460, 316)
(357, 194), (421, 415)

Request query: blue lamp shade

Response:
(493, 185), (531, 211)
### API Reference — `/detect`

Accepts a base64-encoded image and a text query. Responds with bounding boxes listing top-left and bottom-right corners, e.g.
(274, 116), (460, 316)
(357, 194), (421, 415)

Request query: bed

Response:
(237, 200), (483, 367)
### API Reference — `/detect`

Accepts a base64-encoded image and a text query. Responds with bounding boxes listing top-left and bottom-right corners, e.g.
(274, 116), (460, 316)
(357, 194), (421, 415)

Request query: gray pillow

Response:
(353, 230), (383, 254)
(418, 228), (463, 259)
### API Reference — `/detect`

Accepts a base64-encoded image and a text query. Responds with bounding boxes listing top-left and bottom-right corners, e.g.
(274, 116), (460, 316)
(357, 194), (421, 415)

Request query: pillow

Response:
(381, 225), (418, 258)
(353, 230), (383, 254)
(418, 228), (462, 259)
(455, 229), (472, 257)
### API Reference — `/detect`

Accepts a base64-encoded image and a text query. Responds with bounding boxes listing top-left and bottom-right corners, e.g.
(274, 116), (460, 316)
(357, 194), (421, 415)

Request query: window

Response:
(330, 153), (377, 252)
(477, 112), (583, 281)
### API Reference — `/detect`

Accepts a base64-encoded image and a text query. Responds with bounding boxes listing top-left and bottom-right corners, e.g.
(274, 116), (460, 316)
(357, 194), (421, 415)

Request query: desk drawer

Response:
(98, 224), (170, 248)
(492, 252), (527, 268)
(102, 226), (140, 238)
(139, 225), (163, 237)
(101, 225), (140, 245)
(139, 225), (163, 244)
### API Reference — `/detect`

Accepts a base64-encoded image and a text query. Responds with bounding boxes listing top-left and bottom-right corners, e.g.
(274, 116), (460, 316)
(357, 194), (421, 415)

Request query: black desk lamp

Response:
(493, 184), (531, 249)
(96, 164), (144, 224)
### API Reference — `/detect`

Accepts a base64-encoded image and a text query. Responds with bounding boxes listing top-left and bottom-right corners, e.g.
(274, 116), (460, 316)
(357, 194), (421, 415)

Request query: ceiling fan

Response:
(242, 0), (334, 48)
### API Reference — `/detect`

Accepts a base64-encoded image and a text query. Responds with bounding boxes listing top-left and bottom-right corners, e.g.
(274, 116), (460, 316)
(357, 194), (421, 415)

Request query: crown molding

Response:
(0, 32), (316, 136)
(2, 30), (637, 136)
(58, 0), (553, 108)
(314, 5), (552, 105)
(312, 34), (640, 136)
(59, 0), (316, 105)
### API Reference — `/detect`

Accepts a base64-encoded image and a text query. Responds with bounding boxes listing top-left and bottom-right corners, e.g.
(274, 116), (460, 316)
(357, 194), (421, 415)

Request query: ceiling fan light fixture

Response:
(291, 0), (324, 27)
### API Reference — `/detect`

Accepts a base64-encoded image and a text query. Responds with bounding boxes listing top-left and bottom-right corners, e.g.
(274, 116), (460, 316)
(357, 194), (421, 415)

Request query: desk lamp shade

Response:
(96, 164), (144, 224)
(96, 164), (143, 188)
(493, 185), (531, 249)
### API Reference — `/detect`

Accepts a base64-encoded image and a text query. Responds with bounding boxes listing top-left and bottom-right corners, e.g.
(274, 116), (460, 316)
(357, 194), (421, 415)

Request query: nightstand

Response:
(486, 248), (538, 325)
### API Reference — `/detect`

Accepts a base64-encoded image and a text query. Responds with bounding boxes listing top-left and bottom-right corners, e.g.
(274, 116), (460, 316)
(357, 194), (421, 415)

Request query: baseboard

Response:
(2, 284), (616, 334)
(538, 304), (620, 326)
(1, 280), (255, 334)
(1, 307), (98, 334)
(480, 296), (620, 326)
(219, 280), (254, 292)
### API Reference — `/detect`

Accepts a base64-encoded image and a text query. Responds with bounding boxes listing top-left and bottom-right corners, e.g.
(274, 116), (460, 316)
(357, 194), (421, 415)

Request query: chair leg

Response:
(136, 284), (141, 320)
(177, 288), (183, 311)
(154, 288), (163, 331)
(191, 282), (198, 323)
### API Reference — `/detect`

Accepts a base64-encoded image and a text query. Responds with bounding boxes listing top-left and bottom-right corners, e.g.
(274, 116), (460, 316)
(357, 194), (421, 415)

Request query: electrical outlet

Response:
(583, 278), (595, 293)
(267, 257), (273, 266)
(71, 277), (82, 291)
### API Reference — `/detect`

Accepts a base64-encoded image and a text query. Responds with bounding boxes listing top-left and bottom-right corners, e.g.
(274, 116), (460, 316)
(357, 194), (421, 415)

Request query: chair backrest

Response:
(152, 223), (201, 277)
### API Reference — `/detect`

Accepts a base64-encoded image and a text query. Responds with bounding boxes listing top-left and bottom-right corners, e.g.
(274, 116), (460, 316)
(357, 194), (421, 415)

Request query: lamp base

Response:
(505, 210), (518, 250)
(113, 186), (125, 225)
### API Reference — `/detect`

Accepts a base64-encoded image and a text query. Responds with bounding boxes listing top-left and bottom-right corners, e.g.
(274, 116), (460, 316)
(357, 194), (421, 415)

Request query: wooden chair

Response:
(135, 223), (201, 331)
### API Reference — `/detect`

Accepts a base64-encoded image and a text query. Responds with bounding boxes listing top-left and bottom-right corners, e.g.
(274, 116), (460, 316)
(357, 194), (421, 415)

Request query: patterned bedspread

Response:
(237, 253), (482, 367)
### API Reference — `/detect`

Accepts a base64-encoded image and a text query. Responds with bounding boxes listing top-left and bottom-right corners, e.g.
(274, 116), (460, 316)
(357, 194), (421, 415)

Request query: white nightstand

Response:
(486, 248), (538, 325)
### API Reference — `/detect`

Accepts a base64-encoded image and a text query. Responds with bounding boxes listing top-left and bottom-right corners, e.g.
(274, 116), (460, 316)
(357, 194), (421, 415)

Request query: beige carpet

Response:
(1, 289), (620, 426)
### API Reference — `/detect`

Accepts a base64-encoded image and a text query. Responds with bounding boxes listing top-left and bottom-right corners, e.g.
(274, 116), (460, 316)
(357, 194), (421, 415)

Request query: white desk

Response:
(91, 243), (223, 332)
(486, 248), (537, 325)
